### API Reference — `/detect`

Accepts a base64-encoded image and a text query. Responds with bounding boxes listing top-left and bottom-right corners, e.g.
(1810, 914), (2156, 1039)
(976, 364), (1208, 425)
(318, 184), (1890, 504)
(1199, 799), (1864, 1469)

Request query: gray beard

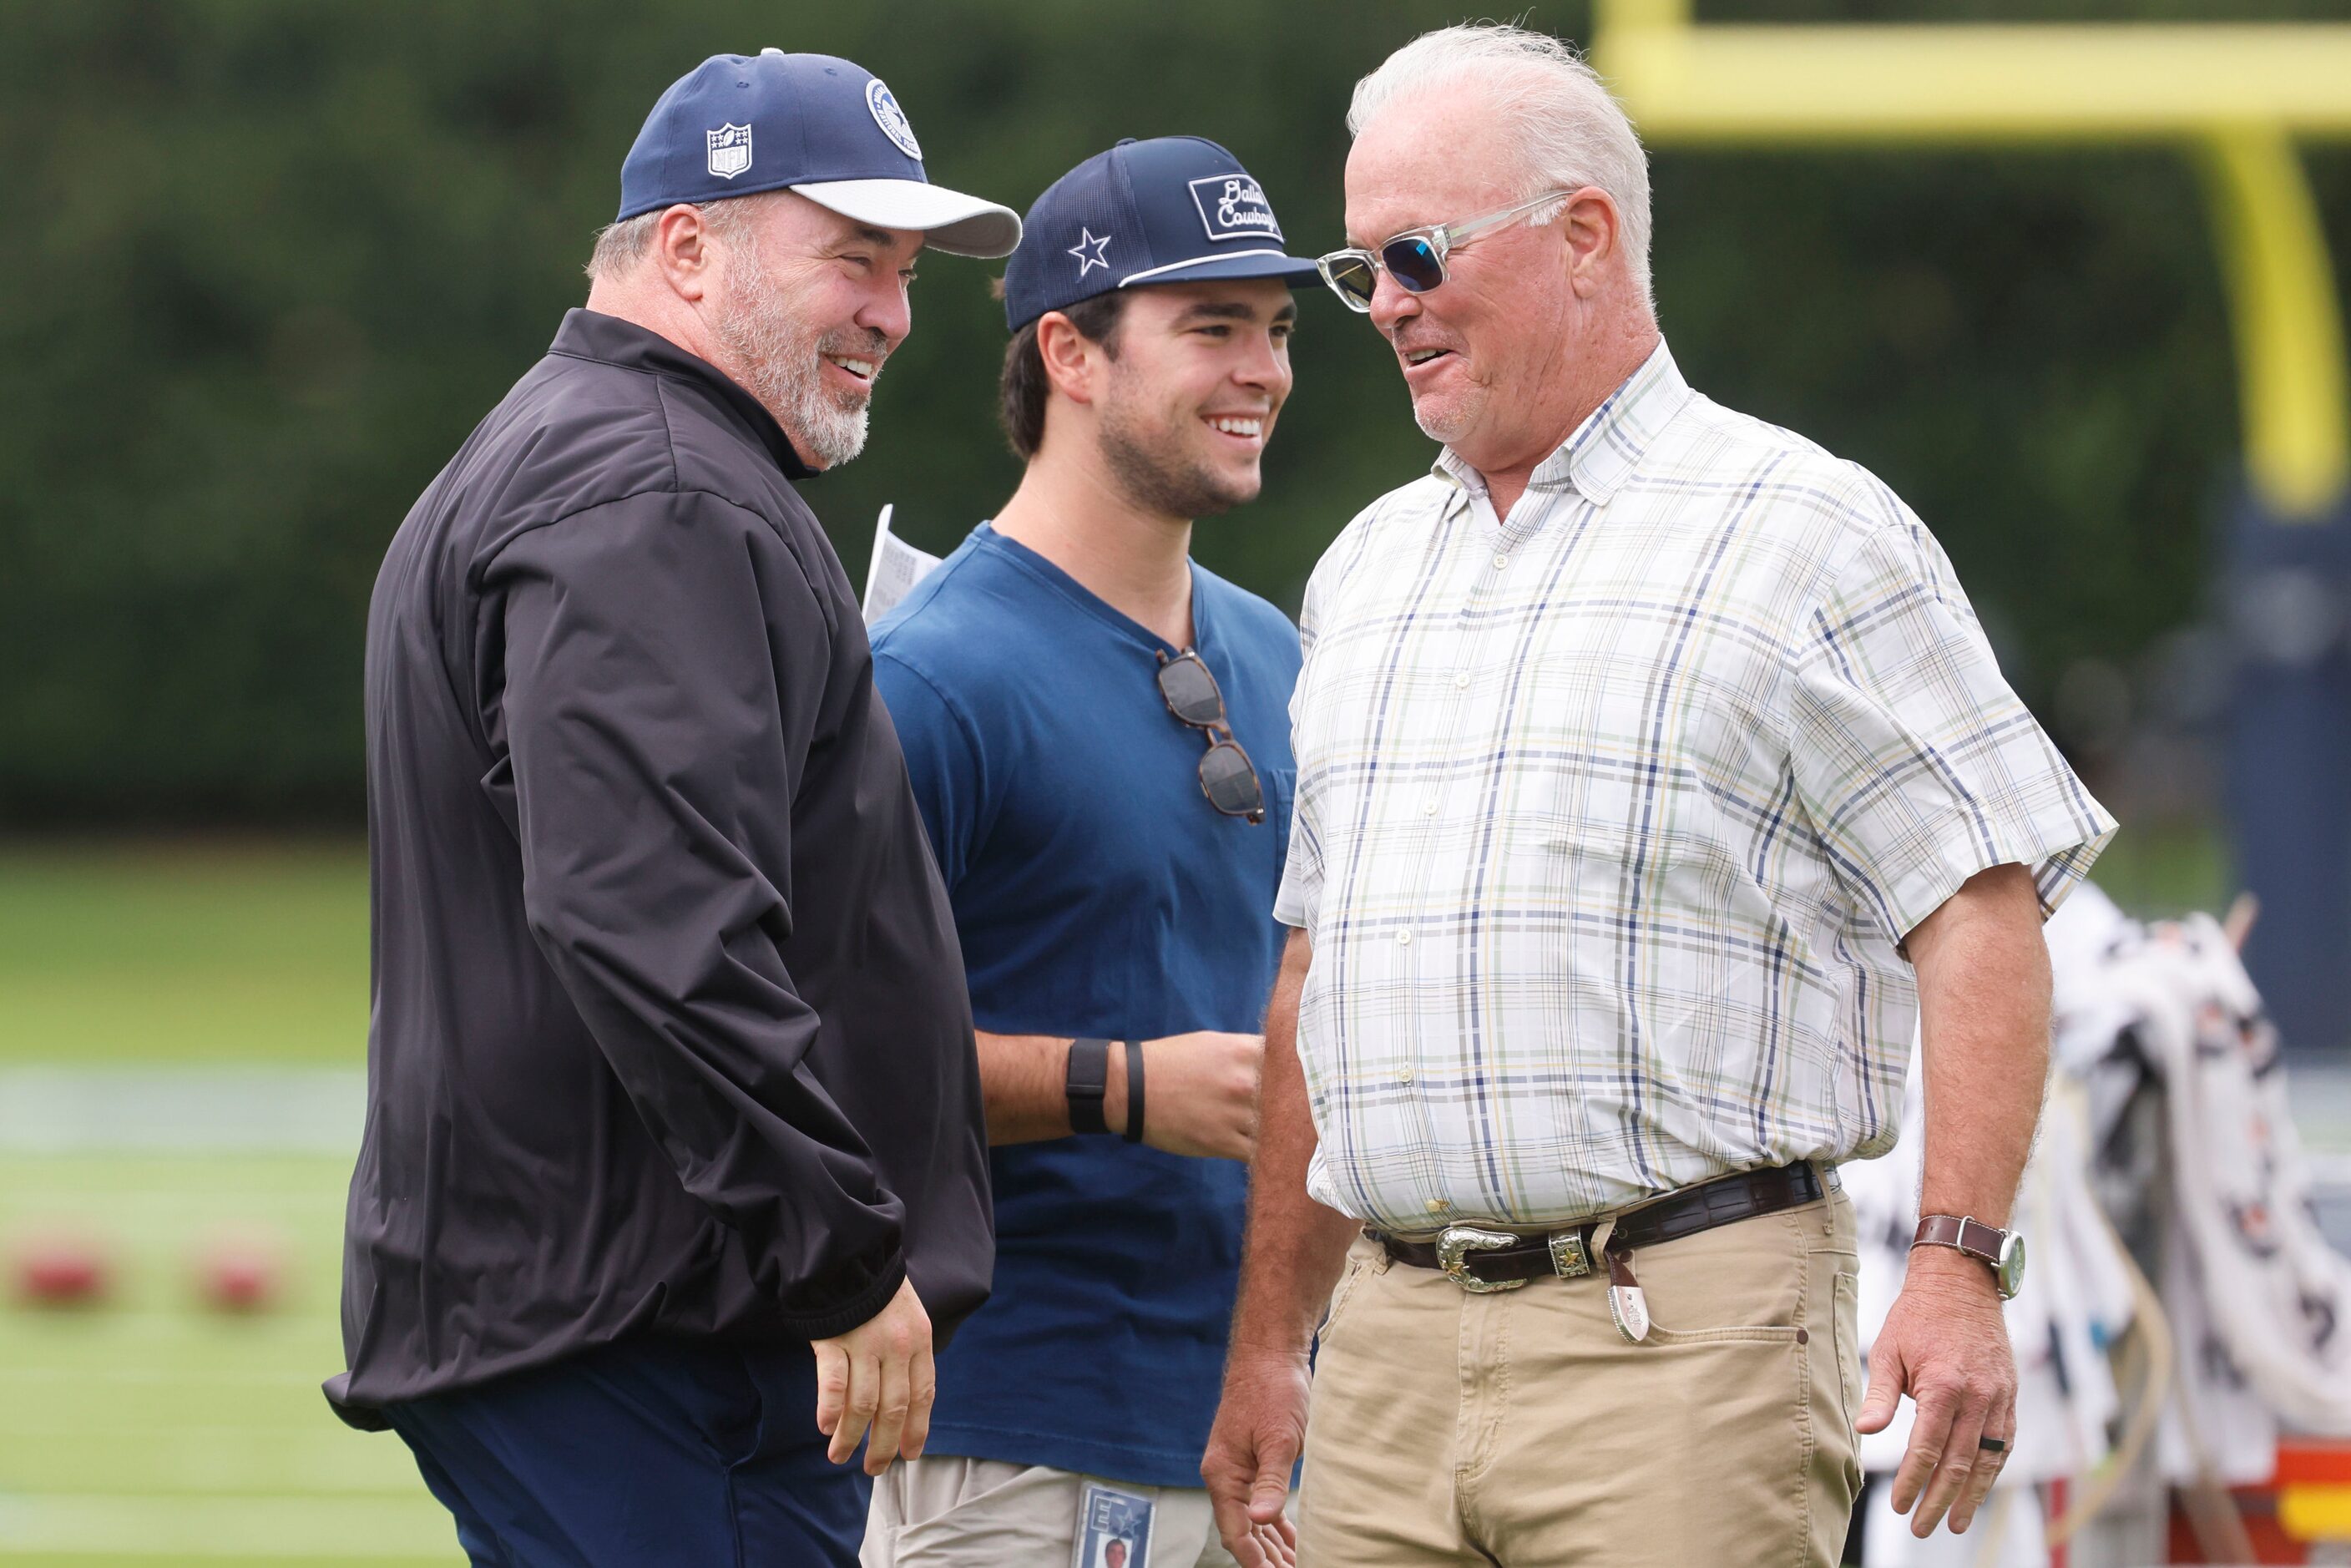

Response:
(710, 243), (876, 470)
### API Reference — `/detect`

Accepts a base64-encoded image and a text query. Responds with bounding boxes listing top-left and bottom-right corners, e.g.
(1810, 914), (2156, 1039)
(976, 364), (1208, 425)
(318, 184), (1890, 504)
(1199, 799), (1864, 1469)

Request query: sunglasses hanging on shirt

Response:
(1155, 650), (1265, 824)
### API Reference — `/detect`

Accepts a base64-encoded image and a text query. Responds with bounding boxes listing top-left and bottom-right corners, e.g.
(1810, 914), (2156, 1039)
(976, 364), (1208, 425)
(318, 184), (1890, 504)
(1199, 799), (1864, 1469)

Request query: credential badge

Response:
(706, 123), (753, 180)
(1188, 174), (1282, 244)
(866, 78), (923, 160)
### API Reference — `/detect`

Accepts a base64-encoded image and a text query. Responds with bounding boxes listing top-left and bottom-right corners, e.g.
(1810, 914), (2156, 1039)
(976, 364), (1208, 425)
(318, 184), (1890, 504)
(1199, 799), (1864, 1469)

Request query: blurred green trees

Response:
(3, 0), (2345, 824)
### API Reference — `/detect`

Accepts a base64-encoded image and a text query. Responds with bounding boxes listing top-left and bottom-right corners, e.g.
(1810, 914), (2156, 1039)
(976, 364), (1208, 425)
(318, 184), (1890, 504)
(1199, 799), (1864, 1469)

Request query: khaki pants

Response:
(1300, 1191), (1862, 1567)
(863, 1454), (1243, 1567)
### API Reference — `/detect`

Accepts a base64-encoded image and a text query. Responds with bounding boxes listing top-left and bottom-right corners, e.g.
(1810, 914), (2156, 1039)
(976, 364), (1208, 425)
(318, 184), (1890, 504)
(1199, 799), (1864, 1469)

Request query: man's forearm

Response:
(975, 1029), (1125, 1145)
(1230, 929), (1358, 1356)
(1906, 862), (2051, 1231)
(1866, 862), (2048, 1535)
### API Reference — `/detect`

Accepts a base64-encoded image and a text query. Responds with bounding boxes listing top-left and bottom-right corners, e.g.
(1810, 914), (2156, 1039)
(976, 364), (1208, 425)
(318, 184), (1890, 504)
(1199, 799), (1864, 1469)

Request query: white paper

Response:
(861, 503), (943, 625)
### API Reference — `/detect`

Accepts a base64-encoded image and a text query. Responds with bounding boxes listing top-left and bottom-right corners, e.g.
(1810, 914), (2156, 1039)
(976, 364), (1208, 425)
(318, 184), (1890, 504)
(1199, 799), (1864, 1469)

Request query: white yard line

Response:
(0, 1069), (363, 1155)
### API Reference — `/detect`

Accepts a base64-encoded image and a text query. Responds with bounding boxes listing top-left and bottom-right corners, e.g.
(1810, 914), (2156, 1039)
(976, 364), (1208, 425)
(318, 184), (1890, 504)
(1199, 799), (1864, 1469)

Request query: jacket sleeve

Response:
(480, 488), (905, 1339)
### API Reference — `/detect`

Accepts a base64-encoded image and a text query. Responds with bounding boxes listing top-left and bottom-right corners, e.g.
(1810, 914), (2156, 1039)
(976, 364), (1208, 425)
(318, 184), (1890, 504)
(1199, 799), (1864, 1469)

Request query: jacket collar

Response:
(1433, 337), (1691, 508)
(549, 308), (814, 481)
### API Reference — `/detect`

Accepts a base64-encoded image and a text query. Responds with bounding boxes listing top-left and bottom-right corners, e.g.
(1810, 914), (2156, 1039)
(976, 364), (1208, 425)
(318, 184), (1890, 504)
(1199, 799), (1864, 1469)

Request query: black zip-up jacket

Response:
(327, 309), (991, 1426)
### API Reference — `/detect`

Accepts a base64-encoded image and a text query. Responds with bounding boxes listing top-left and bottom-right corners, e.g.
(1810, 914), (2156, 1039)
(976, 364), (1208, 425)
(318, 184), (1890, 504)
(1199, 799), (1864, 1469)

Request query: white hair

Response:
(1347, 23), (1653, 305)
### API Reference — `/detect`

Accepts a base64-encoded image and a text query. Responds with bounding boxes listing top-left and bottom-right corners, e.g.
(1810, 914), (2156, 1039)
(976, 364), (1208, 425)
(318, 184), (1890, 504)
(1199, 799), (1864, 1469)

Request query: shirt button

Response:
(1492, 552), (1509, 569)
(1425, 1199), (1448, 1215)
(1398, 1066), (1414, 1085)
(1396, 928), (1413, 946)
(1423, 800), (1438, 817)
(1454, 672), (1470, 690)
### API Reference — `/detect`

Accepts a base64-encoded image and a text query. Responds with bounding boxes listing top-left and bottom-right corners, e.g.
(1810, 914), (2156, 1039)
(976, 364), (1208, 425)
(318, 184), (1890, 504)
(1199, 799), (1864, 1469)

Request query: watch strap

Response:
(1912, 1213), (2006, 1267)
(1066, 1038), (1111, 1135)
(1121, 1039), (1145, 1144)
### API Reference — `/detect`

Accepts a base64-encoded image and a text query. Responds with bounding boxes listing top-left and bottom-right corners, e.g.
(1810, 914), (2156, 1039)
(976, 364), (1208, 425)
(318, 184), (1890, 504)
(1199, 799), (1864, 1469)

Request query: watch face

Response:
(1995, 1230), (2026, 1300)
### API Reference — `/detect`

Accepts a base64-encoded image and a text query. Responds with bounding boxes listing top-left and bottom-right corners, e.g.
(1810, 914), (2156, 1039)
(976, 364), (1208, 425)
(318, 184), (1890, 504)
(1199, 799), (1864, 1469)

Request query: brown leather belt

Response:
(1370, 1163), (1827, 1293)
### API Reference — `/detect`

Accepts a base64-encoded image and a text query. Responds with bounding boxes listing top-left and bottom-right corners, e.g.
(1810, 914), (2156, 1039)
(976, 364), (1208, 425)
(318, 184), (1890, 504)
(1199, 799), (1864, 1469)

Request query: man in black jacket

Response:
(327, 50), (1020, 1565)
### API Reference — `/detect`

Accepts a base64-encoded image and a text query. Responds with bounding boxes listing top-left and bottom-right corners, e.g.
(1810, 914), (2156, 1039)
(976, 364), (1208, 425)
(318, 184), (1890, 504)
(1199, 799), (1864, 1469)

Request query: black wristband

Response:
(1121, 1039), (1145, 1144)
(1066, 1038), (1110, 1135)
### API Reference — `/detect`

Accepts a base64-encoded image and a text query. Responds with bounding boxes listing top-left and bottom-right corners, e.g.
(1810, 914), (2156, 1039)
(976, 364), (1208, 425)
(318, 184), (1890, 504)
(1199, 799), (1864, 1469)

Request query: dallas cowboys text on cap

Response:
(618, 49), (1019, 259)
(1002, 137), (1320, 331)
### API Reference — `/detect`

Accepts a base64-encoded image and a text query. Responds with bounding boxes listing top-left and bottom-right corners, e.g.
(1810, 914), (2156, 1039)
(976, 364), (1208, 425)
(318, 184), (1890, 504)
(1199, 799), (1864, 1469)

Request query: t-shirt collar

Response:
(1433, 337), (1690, 508)
(548, 308), (814, 481)
(974, 523), (1210, 657)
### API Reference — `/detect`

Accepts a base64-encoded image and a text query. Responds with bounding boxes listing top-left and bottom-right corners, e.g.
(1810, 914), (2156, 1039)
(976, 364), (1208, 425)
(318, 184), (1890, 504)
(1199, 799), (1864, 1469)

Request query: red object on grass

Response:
(193, 1232), (286, 1313)
(10, 1232), (114, 1308)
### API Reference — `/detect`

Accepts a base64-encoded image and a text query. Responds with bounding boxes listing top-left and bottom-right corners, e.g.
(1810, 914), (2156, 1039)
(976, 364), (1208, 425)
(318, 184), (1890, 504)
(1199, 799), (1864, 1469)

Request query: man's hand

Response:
(811, 1277), (935, 1476)
(1120, 1031), (1263, 1161)
(1202, 1346), (1307, 1568)
(1855, 1247), (2016, 1536)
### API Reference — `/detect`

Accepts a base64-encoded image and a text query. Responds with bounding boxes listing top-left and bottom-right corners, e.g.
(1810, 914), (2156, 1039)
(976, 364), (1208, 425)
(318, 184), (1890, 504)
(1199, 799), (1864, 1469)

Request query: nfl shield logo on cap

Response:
(705, 124), (753, 180)
(616, 50), (1020, 256)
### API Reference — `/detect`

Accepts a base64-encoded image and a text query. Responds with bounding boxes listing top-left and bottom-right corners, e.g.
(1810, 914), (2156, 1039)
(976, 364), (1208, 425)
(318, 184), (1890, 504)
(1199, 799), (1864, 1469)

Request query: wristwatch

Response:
(1065, 1039), (1112, 1135)
(1912, 1215), (2025, 1300)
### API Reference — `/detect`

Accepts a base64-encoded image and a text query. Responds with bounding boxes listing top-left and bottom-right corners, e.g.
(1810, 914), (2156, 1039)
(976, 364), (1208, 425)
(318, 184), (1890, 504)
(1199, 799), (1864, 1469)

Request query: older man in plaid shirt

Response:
(1202, 24), (2116, 1568)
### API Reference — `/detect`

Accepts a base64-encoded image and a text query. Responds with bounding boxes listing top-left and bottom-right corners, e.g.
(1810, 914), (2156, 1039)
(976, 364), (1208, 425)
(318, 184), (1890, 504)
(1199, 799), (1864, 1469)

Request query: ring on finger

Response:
(1977, 1435), (2007, 1453)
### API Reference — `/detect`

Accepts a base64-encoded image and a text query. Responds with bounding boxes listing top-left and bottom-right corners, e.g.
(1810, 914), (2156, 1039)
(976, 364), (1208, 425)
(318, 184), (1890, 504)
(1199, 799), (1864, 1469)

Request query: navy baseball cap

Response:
(1002, 137), (1320, 331)
(618, 50), (1021, 259)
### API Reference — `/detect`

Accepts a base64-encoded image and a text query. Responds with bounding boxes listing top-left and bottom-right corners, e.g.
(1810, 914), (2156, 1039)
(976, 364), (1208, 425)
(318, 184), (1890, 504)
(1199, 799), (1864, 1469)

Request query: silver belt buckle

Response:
(1435, 1226), (1527, 1293)
(1547, 1229), (1592, 1279)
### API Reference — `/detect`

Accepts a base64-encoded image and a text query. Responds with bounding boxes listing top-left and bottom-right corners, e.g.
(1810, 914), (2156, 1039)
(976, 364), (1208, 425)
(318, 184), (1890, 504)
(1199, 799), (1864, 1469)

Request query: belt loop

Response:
(1590, 1216), (1619, 1257)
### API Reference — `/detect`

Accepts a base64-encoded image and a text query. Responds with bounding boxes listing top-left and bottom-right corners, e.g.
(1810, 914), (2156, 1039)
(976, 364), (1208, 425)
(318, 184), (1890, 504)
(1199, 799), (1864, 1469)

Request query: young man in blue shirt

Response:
(862, 138), (1319, 1566)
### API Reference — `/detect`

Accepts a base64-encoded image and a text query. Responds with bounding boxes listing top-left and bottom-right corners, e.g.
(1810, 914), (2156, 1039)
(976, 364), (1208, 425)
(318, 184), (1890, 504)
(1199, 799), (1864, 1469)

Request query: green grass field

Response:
(0, 1156), (456, 1565)
(0, 829), (2230, 1564)
(0, 842), (369, 1066)
(0, 842), (454, 1566)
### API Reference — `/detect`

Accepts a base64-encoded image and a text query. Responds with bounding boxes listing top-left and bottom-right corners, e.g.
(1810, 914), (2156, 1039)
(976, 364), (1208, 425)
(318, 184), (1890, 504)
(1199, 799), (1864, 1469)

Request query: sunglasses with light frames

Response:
(1315, 189), (1581, 312)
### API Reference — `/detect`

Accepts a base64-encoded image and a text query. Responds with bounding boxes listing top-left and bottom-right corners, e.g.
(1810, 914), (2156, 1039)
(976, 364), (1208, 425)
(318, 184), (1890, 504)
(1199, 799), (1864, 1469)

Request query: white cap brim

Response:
(791, 178), (1023, 259)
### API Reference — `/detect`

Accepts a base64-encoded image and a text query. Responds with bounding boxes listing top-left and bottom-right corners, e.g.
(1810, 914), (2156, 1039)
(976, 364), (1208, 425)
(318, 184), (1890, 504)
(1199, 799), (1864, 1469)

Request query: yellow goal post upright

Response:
(1593, 0), (2351, 1055)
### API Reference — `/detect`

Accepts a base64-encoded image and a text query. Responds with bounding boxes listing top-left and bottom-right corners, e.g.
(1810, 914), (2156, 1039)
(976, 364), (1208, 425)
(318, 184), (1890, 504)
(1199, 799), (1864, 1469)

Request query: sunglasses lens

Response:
(1157, 658), (1225, 727)
(1198, 741), (1264, 819)
(1321, 255), (1377, 310)
(1382, 236), (1444, 293)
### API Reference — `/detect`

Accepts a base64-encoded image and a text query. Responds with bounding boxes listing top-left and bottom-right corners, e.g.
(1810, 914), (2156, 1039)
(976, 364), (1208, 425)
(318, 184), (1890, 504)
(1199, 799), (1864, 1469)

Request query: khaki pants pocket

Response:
(1316, 1233), (1380, 1346)
(1633, 1202), (1814, 1342)
(869, 1457), (1074, 1567)
(1822, 1256), (1864, 1503)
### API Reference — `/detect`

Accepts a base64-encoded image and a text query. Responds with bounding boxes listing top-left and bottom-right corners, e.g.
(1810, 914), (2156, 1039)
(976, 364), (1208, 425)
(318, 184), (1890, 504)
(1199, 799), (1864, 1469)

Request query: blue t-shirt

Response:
(870, 523), (1300, 1488)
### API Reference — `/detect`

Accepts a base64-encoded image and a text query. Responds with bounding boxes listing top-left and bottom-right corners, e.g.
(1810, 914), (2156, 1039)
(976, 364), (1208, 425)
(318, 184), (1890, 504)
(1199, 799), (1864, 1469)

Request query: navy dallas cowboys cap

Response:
(618, 49), (1021, 259)
(1002, 137), (1321, 331)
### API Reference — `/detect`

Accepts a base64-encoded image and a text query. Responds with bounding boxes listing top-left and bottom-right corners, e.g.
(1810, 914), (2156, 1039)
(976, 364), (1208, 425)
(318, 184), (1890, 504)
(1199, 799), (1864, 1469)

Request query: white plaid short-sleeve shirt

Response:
(1276, 341), (2115, 1233)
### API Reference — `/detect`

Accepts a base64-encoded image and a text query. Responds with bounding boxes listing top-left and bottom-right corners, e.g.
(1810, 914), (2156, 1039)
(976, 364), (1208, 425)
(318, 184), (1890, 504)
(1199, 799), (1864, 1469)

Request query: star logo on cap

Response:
(1068, 227), (1114, 276)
